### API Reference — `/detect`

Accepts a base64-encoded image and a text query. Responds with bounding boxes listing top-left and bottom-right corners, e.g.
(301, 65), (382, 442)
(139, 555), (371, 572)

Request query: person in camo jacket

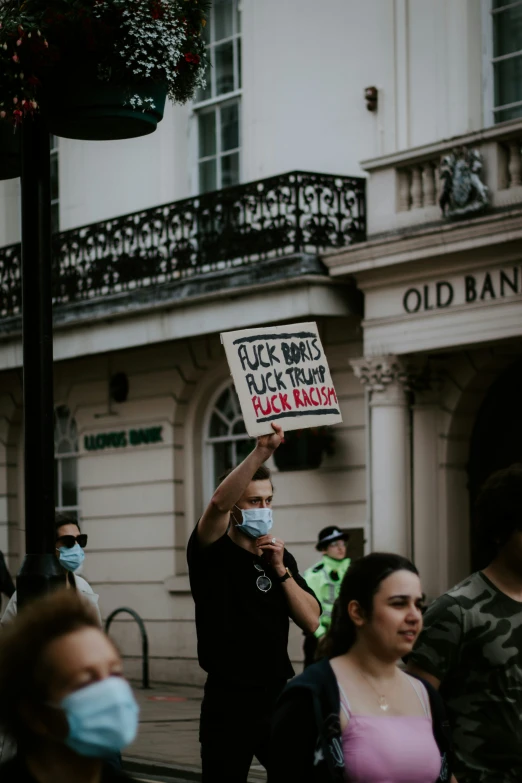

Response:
(408, 464), (522, 783)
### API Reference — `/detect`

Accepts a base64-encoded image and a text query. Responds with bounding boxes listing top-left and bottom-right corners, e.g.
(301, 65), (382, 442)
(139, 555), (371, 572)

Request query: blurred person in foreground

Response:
(408, 463), (522, 783)
(270, 553), (454, 783)
(0, 589), (139, 783)
(1, 512), (101, 625)
(303, 526), (351, 667)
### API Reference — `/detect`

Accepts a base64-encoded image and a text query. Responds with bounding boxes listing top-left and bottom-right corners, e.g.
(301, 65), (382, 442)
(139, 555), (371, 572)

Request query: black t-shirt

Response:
(187, 525), (320, 686)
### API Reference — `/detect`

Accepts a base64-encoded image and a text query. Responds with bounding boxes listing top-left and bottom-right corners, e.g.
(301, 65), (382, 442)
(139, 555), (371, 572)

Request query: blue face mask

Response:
(235, 507), (273, 539)
(59, 676), (139, 758)
(58, 543), (85, 573)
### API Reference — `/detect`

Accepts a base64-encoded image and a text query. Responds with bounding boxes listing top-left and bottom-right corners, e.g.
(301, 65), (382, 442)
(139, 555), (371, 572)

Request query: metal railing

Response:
(0, 170), (366, 318)
(105, 607), (150, 689)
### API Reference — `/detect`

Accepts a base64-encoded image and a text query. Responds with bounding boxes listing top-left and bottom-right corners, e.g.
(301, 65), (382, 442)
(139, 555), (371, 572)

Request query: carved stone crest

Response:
(439, 147), (489, 218)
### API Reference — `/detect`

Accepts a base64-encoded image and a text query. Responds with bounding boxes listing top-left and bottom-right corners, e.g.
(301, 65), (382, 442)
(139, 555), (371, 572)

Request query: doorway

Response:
(468, 358), (522, 569)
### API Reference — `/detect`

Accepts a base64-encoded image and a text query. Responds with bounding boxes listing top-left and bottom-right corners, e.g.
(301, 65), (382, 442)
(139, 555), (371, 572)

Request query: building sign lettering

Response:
(220, 322), (342, 436)
(402, 266), (520, 314)
(84, 426), (163, 452)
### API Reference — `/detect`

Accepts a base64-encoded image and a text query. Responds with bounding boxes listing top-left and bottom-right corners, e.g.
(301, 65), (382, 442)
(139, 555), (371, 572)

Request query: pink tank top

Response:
(337, 674), (442, 783)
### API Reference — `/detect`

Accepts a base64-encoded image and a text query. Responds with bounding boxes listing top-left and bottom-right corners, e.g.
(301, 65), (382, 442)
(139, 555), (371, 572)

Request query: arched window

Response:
(205, 382), (251, 490)
(54, 405), (79, 521)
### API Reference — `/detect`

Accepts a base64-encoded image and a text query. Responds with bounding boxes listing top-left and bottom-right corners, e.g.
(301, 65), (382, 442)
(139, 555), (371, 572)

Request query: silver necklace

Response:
(358, 670), (395, 712)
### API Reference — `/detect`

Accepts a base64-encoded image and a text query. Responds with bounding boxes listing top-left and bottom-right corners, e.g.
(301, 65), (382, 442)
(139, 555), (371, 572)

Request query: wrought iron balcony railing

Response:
(0, 170), (366, 319)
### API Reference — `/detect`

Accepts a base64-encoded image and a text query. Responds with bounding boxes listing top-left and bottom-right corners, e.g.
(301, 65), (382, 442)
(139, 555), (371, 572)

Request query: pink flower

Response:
(17, 38), (22, 46)
(0, 111), (5, 119)
(12, 54), (19, 63)
(13, 97), (18, 104)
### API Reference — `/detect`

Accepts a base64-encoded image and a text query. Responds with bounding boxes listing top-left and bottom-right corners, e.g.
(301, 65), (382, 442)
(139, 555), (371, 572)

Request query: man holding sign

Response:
(187, 422), (321, 783)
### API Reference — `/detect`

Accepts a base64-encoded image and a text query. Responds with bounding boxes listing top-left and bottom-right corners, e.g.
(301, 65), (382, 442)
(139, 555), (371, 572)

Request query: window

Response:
(491, 0), (522, 123)
(205, 382), (251, 489)
(194, 0), (241, 193)
(50, 135), (59, 233)
(54, 405), (79, 521)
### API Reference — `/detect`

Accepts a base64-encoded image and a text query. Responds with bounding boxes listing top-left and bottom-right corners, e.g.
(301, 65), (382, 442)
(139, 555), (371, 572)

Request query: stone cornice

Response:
(360, 118), (522, 172)
(0, 254), (360, 340)
(323, 208), (522, 281)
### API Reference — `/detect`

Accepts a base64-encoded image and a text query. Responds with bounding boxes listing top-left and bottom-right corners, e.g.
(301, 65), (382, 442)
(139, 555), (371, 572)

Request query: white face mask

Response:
(235, 507), (273, 539)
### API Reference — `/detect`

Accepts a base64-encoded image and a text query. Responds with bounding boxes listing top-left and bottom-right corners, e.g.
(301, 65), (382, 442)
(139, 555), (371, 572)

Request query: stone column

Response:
(351, 356), (412, 557)
(411, 382), (442, 600)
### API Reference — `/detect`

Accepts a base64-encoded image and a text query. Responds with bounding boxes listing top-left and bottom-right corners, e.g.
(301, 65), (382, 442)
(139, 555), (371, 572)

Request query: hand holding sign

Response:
(221, 322), (342, 437)
(256, 422), (285, 457)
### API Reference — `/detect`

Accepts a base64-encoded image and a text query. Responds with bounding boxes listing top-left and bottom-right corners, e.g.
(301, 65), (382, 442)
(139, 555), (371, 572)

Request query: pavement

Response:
(124, 682), (267, 783)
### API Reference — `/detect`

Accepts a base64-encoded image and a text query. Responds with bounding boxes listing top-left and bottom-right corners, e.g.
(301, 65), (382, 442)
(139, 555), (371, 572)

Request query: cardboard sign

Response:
(220, 322), (342, 436)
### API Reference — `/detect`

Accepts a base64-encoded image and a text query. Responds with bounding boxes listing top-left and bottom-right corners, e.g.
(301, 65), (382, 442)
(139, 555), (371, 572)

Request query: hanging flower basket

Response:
(42, 78), (168, 141)
(273, 427), (336, 472)
(0, 0), (208, 141)
(0, 121), (21, 180)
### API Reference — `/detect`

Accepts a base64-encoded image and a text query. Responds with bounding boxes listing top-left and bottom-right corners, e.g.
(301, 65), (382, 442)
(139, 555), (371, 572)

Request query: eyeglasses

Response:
(56, 534), (88, 549)
(254, 562), (272, 592)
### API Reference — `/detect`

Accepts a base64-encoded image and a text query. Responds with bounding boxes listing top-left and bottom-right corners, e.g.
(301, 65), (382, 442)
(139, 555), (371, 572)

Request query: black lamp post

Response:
(16, 117), (66, 608)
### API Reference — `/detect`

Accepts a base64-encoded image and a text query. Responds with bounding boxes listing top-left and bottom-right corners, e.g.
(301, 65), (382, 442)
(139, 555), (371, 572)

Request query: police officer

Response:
(302, 526), (351, 667)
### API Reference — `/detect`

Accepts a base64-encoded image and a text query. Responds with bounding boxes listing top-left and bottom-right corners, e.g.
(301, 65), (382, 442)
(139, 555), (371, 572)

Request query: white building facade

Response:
(0, 0), (521, 682)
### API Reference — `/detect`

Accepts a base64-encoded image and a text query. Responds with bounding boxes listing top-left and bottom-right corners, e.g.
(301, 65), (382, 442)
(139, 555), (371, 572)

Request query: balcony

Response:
(360, 118), (522, 236)
(0, 170), (366, 329)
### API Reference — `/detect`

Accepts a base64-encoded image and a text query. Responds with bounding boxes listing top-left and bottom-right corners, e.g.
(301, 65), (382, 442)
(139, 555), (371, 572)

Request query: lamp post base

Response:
(17, 554), (66, 610)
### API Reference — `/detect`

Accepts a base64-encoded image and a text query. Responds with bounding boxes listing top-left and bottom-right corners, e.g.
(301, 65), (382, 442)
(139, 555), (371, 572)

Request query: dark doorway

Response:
(468, 358), (522, 570)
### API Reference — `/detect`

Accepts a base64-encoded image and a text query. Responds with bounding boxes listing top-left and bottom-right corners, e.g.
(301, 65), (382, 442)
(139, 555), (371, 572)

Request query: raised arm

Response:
(197, 423), (284, 546)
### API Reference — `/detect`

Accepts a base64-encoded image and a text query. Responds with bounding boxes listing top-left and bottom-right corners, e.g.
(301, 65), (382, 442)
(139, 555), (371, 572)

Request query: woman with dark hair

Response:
(1, 513), (101, 626)
(0, 590), (139, 782)
(269, 553), (454, 783)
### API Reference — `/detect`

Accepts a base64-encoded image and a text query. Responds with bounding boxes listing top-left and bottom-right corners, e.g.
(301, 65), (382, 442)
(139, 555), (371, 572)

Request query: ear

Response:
(347, 600), (366, 628)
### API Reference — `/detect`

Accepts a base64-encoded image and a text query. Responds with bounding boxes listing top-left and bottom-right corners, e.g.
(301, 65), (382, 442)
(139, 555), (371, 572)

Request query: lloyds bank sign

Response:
(84, 426), (163, 452)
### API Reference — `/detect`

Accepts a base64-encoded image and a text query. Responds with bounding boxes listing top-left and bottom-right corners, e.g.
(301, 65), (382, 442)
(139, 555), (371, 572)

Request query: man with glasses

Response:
(1, 512), (101, 625)
(188, 423), (320, 783)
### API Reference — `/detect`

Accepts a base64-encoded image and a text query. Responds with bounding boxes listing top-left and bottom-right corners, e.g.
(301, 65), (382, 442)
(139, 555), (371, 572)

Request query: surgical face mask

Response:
(235, 507), (273, 539)
(58, 543), (85, 573)
(59, 676), (139, 758)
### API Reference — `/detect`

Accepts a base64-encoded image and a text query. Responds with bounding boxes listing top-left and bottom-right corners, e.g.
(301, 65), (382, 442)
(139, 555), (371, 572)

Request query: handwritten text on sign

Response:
(221, 323), (342, 437)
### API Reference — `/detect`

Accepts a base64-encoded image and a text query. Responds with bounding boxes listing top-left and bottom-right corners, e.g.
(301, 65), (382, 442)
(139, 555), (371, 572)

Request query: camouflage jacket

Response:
(409, 571), (522, 783)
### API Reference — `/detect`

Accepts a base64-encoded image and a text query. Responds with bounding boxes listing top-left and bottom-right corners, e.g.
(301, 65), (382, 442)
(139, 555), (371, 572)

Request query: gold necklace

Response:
(358, 669), (395, 712)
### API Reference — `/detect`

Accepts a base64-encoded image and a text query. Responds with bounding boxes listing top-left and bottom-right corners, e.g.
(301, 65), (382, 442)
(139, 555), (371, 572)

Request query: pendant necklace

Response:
(358, 670), (393, 712)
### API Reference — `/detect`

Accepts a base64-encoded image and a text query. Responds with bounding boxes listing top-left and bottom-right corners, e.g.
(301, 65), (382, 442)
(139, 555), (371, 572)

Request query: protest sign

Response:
(220, 322), (342, 436)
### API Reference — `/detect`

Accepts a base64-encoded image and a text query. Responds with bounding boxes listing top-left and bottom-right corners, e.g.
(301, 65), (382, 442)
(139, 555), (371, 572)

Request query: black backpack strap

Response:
(409, 674), (453, 783)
